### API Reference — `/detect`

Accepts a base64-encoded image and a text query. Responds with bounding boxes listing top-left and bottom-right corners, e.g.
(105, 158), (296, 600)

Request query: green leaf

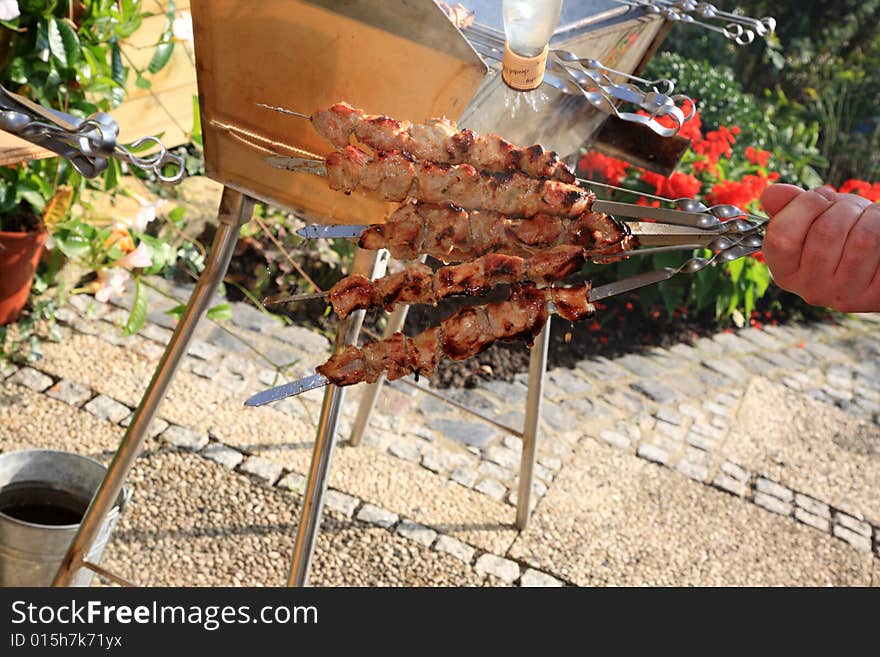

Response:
(18, 189), (47, 212)
(47, 19), (68, 68)
(57, 19), (81, 66)
(206, 302), (232, 322)
(148, 41), (174, 74)
(164, 304), (187, 320)
(124, 279), (148, 336)
(135, 75), (152, 90)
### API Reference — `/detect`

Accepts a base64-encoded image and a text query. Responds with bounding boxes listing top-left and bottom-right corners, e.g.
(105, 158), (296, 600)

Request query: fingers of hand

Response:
(830, 203), (880, 311)
(762, 187), (835, 281)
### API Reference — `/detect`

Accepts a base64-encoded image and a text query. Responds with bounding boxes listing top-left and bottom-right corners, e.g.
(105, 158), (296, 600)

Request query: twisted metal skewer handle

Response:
(547, 51), (696, 137)
(616, 0), (775, 45)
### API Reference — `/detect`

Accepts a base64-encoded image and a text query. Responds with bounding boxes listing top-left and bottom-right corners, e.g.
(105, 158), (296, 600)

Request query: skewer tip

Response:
(255, 102), (311, 120)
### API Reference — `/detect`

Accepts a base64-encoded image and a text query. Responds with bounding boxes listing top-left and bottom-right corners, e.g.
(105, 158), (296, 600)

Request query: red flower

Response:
(578, 151), (630, 186)
(636, 197), (662, 207)
(839, 179), (880, 202)
(745, 147), (771, 168)
(709, 173), (774, 209)
(640, 170), (702, 199)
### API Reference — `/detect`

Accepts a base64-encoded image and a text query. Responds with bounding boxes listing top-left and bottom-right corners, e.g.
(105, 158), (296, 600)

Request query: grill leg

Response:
(516, 316), (551, 530)
(53, 187), (254, 586)
(288, 248), (389, 586)
(348, 254), (425, 447)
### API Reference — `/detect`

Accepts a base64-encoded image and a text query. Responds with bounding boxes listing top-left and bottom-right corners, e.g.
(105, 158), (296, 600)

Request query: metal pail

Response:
(0, 449), (127, 586)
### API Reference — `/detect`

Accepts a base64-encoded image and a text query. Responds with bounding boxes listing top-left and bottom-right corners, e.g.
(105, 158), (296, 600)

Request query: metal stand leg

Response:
(53, 188), (254, 586)
(516, 316), (551, 530)
(288, 248), (389, 587)
(348, 254), (426, 447)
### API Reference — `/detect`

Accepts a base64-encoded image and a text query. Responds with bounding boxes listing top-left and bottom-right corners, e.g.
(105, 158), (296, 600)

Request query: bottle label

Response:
(502, 42), (548, 91)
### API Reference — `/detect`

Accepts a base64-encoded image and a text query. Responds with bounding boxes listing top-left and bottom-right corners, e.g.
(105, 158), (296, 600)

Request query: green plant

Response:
(0, 1), (182, 361)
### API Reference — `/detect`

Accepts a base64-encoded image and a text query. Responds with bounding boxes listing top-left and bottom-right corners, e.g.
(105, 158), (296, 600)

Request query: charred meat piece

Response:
(326, 247), (584, 319)
(325, 147), (591, 218)
(316, 284), (593, 387)
(311, 102), (575, 182)
(357, 202), (630, 263)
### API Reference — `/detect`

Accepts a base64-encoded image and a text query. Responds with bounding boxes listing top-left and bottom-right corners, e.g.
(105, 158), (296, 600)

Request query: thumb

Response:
(760, 184), (803, 217)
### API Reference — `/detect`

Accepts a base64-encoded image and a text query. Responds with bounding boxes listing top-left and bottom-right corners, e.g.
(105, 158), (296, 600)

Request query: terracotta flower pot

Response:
(0, 228), (47, 325)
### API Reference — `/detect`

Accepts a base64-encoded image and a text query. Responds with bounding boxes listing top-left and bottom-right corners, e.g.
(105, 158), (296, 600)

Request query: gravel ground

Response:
(100, 447), (485, 587)
(510, 438), (876, 586)
(726, 377), (880, 525)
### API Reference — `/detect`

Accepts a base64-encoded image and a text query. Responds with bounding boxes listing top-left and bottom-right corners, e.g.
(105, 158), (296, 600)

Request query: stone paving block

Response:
(794, 509), (831, 533)
(753, 492), (792, 516)
(755, 478), (793, 502)
(475, 478), (507, 501)
(676, 460), (709, 482)
(654, 419), (686, 441)
(598, 429), (630, 450)
(631, 378), (678, 404)
(187, 340), (220, 360)
(160, 425), (209, 451)
(547, 368), (594, 395)
(229, 301), (283, 333)
(277, 472), (306, 495)
(272, 324), (330, 353)
(712, 474), (747, 497)
(667, 342), (702, 361)
(602, 389), (646, 414)
(450, 468), (477, 488)
(239, 456), (283, 485)
(46, 379), (92, 406)
(794, 494), (830, 518)
(484, 445), (520, 470)
(474, 554), (520, 583)
(616, 354), (665, 378)
(803, 341), (849, 363)
(654, 407), (684, 426)
(323, 490), (360, 518)
(720, 461), (749, 483)
(542, 406), (580, 433)
(8, 367), (53, 392)
(685, 432), (716, 453)
(539, 455), (562, 472)
(578, 356), (629, 383)
(758, 350), (805, 372)
(833, 513), (871, 538)
(519, 569), (564, 587)
(695, 367), (734, 390)
(712, 332), (756, 354)
(356, 503), (399, 528)
(134, 340), (165, 361)
(434, 535), (475, 564)
(701, 357), (750, 381)
(738, 327), (786, 351)
(636, 444), (670, 466)
(120, 415), (169, 438)
(84, 394), (130, 423)
(388, 439), (424, 464)
(396, 520), (437, 547)
(429, 418), (496, 449)
(0, 361), (17, 380)
(140, 323), (173, 345)
(200, 443), (244, 470)
(832, 525), (872, 552)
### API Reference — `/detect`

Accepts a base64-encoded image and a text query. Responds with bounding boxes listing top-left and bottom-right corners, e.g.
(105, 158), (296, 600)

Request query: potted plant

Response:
(0, 1), (179, 340)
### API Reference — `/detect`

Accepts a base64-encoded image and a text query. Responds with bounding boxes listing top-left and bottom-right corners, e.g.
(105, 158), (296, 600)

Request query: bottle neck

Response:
(502, 42), (549, 91)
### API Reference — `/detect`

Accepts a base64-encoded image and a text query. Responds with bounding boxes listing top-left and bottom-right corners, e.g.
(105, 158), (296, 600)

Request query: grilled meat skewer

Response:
(326, 146), (592, 218)
(358, 202), (633, 262)
(311, 102), (575, 183)
(317, 284), (594, 387)
(330, 245), (591, 319)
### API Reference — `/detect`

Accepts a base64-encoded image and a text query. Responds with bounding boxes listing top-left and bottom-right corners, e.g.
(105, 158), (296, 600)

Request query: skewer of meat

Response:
(317, 284), (595, 386)
(310, 102), (576, 183)
(329, 245), (591, 319)
(325, 146), (592, 218)
(358, 201), (632, 262)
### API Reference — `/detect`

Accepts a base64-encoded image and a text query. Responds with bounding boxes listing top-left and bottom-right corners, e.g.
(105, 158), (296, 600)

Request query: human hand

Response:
(760, 183), (880, 312)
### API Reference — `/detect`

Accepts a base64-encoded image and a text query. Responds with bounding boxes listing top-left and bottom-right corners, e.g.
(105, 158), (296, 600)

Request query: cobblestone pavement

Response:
(1, 278), (878, 586)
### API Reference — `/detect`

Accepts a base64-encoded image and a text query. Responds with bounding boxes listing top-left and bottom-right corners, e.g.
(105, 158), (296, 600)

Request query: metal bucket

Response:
(0, 449), (128, 587)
